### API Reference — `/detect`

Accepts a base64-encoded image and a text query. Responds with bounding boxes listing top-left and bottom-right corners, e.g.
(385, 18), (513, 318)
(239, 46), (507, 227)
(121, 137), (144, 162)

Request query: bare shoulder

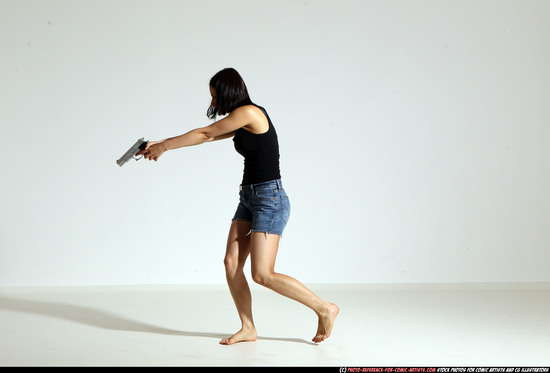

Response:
(231, 104), (263, 118)
(232, 105), (269, 134)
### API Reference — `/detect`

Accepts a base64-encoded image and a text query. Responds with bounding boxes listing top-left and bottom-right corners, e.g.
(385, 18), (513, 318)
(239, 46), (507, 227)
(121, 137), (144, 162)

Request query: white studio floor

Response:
(1, 283), (549, 367)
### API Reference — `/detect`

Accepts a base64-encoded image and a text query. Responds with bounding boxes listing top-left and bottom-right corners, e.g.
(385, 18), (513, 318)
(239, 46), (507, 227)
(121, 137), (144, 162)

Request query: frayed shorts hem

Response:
(231, 219), (285, 237)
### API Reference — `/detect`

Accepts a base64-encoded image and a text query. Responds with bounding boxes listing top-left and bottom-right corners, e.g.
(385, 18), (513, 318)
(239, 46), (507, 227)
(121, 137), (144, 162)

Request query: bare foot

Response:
(312, 303), (339, 343)
(219, 327), (258, 345)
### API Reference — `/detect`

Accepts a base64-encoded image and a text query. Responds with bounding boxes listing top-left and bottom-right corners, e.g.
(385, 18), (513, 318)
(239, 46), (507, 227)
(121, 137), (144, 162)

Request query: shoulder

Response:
(230, 104), (268, 124)
(231, 105), (269, 134)
(231, 104), (264, 118)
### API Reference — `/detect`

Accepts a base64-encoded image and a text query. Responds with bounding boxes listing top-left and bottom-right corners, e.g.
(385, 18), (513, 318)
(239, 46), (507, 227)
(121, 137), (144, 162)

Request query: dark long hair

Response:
(207, 68), (253, 119)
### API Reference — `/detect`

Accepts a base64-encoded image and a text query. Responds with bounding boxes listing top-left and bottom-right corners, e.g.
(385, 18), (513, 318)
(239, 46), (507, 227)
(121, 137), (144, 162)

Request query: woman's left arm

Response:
(138, 107), (252, 161)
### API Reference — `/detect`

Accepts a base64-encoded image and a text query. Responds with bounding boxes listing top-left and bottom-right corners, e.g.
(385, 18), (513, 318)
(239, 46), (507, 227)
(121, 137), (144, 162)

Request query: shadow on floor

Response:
(0, 295), (317, 346)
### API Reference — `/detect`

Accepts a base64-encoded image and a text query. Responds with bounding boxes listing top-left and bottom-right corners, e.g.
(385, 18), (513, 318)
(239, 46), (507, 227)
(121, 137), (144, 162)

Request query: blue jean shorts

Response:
(232, 179), (291, 236)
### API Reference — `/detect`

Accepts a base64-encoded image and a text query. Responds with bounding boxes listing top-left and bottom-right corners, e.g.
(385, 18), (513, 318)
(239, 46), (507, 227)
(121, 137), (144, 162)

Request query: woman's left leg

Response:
(249, 232), (339, 343)
(220, 220), (257, 345)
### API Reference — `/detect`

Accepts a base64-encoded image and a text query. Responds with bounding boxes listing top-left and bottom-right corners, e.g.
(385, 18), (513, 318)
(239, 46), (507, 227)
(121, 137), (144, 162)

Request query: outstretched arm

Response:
(138, 106), (258, 161)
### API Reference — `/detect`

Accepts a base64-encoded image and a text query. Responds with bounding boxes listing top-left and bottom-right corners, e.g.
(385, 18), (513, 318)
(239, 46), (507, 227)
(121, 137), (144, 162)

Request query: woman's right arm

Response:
(207, 131), (236, 142)
(138, 106), (255, 161)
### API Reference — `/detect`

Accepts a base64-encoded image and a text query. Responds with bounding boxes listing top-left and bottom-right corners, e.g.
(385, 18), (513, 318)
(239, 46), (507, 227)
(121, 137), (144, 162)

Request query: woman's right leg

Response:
(220, 220), (257, 345)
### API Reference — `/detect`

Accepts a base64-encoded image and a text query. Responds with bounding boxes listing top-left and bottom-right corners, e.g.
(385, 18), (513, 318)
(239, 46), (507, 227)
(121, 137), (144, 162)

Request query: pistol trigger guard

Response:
(133, 155), (143, 161)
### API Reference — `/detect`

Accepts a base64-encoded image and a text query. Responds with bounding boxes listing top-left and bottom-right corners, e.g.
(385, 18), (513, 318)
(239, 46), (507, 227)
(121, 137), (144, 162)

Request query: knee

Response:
(251, 269), (273, 287)
(224, 256), (238, 276)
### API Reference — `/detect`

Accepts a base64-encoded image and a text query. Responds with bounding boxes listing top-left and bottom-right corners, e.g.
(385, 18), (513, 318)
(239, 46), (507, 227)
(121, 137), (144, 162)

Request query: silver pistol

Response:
(116, 138), (148, 167)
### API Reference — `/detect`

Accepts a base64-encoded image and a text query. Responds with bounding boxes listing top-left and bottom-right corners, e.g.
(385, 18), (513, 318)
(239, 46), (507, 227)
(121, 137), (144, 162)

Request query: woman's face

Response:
(209, 86), (217, 108)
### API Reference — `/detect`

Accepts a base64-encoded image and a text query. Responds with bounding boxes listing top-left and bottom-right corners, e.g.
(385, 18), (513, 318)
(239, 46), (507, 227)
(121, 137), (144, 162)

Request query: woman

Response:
(138, 68), (339, 344)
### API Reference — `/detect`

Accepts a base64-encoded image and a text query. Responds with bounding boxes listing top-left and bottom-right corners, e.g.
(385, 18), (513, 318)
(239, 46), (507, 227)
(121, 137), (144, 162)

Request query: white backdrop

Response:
(1, 0), (549, 286)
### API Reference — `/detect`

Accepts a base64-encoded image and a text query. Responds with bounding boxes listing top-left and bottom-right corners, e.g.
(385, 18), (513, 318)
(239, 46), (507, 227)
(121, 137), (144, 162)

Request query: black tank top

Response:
(233, 104), (281, 185)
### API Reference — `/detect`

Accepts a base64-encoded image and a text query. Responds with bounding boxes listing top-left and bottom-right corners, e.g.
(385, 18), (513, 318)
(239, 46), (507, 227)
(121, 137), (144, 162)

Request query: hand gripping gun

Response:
(116, 138), (148, 167)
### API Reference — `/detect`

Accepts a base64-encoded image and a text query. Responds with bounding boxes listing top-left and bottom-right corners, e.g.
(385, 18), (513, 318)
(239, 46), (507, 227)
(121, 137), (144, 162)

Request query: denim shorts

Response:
(232, 179), (291, 236)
